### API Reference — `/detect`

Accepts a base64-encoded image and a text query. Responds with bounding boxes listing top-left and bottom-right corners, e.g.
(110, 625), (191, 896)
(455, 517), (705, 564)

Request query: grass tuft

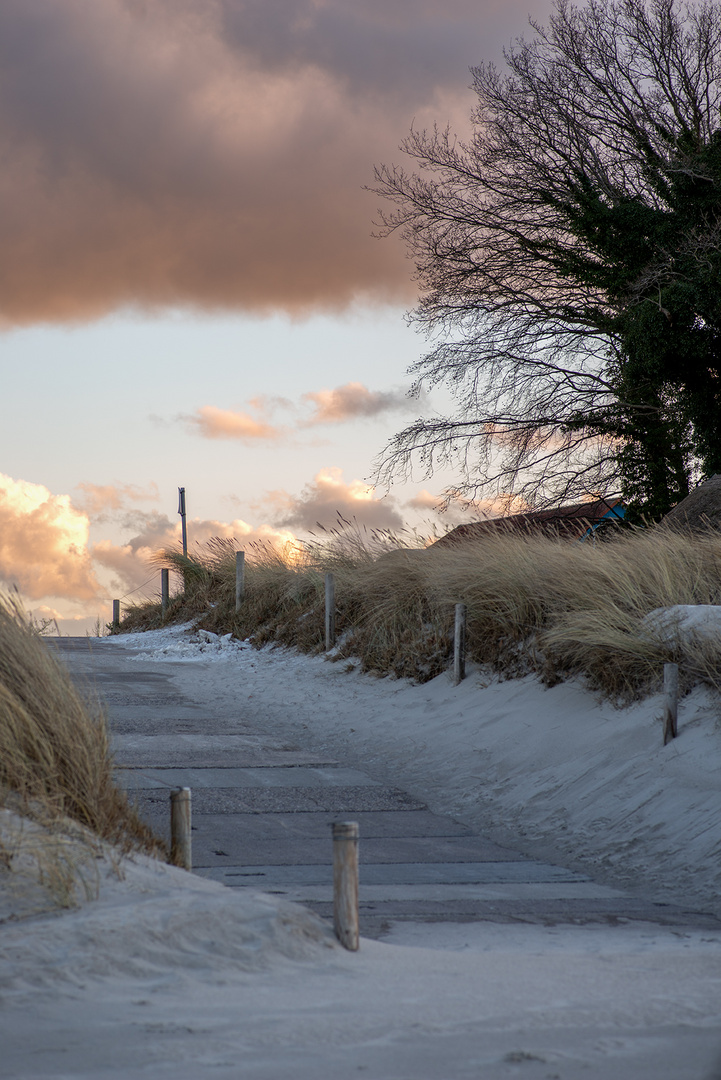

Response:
(0, 593), (161, 856)
(118, 521), (721, 700)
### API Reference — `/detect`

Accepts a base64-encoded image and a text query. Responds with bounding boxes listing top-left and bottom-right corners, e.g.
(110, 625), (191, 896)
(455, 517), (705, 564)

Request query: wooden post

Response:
(161, 568), (169, 617)
(170, 787), (192, 870)
(325, 572), (336, 650)
(235, 551), (245, 613)
(333, 821), (359, 951)
(453, 603), (467, 685)
(178, 487), (187, 558)
(663, 662), (679, 745)
(112, 599), (120, 629)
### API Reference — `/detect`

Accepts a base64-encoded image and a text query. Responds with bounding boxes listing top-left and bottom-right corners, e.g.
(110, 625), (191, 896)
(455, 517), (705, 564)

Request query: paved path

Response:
(50, 637), (721, 936)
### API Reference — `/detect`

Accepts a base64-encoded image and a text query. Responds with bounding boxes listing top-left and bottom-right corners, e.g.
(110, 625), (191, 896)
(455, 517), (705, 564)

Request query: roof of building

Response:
(661, 474), (721, 531)
(434, 498), (625, 547)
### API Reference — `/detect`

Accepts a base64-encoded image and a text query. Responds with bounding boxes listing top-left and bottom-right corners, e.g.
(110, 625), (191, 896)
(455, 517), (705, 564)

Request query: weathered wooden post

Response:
(170, 787), (192, 870)
(325, 572), (336, 650)
(453, 603), (467, 685)
(235, 551), (245, 613)
(663, 662), (679, 745)
(161, 568), (170, 617)
(112, 599), (120, 630)
(332, 821), (359, 950)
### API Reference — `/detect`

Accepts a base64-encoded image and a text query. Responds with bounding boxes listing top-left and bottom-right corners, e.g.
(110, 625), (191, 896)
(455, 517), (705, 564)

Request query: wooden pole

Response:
(170, 787), (192, 870)
(325, 572), (336, 650)
(178, 487), (187, 558)
(663, 662), (679, 745)
(235, 551), (245, 613)
(453, 603), (467, 685)
(333, 821), (359, 951)
(112, 599), (120, 629)
(161, 568), (169, 617)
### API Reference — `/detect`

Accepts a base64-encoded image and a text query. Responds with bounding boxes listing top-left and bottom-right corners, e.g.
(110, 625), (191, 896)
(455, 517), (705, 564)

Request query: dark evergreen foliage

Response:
(374, 0), (721, 519)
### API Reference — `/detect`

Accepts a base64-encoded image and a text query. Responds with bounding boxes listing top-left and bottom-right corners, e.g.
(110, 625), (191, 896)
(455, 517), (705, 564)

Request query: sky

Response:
(0, 0), (553, 631)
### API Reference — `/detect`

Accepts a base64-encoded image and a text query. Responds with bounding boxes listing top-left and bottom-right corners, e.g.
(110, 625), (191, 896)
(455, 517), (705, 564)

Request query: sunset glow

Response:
(1, 0), (553, 629)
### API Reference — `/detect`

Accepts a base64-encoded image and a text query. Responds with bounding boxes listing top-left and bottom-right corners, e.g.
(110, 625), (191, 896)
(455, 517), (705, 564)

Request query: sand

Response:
(2, 623), (721, 1079)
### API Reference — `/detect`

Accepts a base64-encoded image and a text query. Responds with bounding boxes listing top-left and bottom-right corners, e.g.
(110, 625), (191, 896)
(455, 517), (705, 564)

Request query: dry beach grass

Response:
(119, 521), (721, 700)
(0, 594), (161, 907)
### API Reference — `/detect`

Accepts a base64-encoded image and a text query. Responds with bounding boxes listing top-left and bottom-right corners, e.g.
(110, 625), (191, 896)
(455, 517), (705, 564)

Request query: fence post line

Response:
(663, 662), (679, 745)
(235, 551), (245, 613)
(112, 599), (120, 630)
(332, 821), (359, 951)
(325, 572), (336, 650)
(161, 568), (170, 617)
(170, 787), (192, 870)
(453, 603), (467, 685)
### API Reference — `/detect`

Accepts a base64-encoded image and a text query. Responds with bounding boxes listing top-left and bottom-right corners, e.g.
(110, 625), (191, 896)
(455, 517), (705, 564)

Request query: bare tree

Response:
(373, 0), (721, 516)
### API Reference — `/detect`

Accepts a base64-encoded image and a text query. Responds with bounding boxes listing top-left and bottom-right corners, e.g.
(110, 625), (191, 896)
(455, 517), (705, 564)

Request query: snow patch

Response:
(113, 623), (249, 661)
(645, 604), (721, 645)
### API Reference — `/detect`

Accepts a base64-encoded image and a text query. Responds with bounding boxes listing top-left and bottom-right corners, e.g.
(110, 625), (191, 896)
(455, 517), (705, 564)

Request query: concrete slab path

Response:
(50, 637), (721, 937)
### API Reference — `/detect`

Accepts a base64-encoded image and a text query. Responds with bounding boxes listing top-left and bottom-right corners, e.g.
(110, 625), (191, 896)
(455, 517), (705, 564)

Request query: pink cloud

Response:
(406, 489), (444, 513)
(406, 488), (531, 524)
(301, 382), (408, 425)
(264, 467), (404, 532)
(184, 405), (280, 442)
(74, 481), (160, 518)
(183, 383), (409, 442)
(0, 0), (542, 324)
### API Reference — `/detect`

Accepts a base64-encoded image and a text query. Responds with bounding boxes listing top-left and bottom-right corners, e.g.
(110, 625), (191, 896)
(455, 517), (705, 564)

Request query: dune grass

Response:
(118, 522), (721, 700)
(0, 593), (161, 865)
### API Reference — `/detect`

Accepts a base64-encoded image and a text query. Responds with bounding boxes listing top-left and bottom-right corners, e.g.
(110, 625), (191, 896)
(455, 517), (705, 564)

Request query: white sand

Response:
(2, 624), (721, 1079)
(130, 622), (721, 912)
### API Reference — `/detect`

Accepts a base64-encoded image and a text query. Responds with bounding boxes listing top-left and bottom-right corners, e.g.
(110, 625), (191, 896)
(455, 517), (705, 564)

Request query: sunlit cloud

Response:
(406, 488), (530, 525)
(183, 382), (410, 443)
(74, 481), (160, 519)
(0, 471), (301, 612)
(406, 490), (445, 513)
(248, 393), (293, 414)
(92, 512), (297, 597)
(301, 382), (408, 425)
(0, 473), (99, 600)
(183, 405), (281, 442)
(28, 604), (65, 623)
(264, 466), (404, 531)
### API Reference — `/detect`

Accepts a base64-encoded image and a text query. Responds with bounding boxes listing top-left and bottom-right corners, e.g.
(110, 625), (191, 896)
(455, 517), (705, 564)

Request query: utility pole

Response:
(178, 487), (187, 557)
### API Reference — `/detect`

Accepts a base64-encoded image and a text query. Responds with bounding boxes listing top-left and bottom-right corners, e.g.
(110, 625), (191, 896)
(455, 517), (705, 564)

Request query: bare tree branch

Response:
(372, 0), (721, 514)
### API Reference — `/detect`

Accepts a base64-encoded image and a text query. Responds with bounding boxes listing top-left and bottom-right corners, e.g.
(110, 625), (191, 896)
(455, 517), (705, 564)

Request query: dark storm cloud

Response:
(0, 0), (551, 324)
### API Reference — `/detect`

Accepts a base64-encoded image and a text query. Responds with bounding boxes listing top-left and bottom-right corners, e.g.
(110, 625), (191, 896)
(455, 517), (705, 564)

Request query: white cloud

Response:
(0, 473), (99, 601)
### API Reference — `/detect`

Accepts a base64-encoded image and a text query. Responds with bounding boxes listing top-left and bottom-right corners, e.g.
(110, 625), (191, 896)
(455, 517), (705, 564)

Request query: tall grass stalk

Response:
(119, 523), (721, 699)
(0, 594), (160, 854)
